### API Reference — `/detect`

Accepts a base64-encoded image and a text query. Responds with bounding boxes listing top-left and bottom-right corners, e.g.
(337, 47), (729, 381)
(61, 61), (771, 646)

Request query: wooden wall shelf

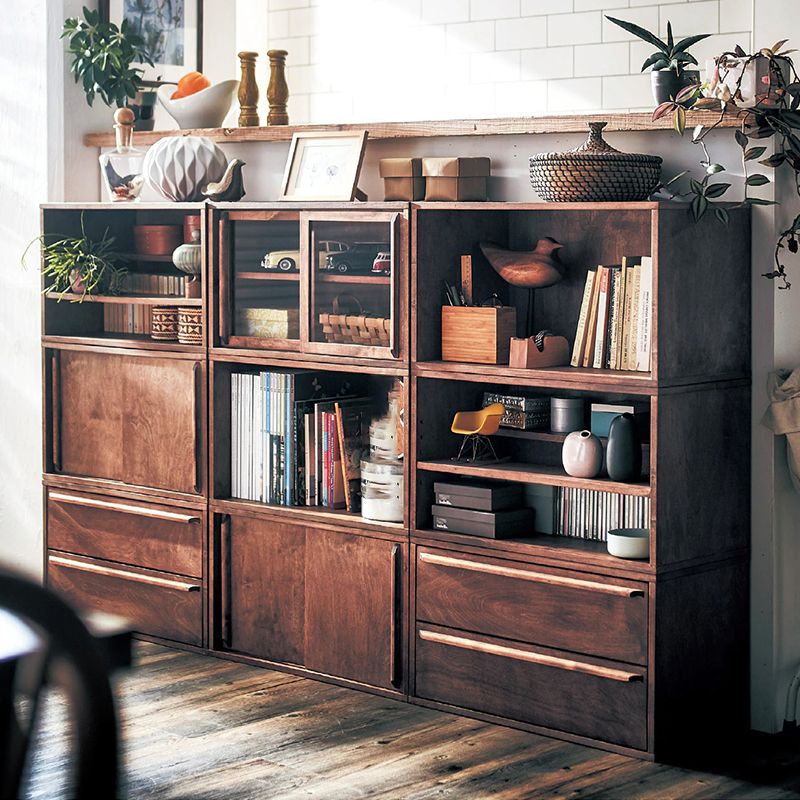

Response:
(83, 111), (742, 148)
(45, 293), (201, 307)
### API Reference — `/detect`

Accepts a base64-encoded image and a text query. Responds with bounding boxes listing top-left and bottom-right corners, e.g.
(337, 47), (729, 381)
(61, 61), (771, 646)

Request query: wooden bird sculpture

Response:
(479, 238), (564, 288)
(203, 159), (246, 202)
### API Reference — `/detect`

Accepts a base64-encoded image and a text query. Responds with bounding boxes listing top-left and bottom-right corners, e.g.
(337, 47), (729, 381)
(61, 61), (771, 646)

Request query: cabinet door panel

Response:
(56, 350), (202, 494)
(224, 515), (305, 665)
(305, 529), (403, 690)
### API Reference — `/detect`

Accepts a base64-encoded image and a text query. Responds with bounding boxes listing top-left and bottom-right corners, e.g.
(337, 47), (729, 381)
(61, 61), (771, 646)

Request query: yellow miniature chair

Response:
(451, 403), (505, 462)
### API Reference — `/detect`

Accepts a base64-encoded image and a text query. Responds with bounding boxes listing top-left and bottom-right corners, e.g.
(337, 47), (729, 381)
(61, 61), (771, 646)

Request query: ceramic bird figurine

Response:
(203, 158), (246, 202)
(480, 238), (564, 288)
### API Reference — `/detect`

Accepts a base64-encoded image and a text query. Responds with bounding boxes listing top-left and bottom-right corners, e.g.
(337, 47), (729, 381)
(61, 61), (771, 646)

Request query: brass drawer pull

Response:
(49, 492), (200, 524)
(418, 629), (644, 683)
(49, 555), (201, 592)
(419, 551), (644, 598)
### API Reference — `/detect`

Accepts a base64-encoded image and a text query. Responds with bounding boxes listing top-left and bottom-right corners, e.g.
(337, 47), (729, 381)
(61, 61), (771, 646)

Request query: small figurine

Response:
(480, 238), (565, 288)
(451, 403), (505, 462)
(203, 159), (246, 202)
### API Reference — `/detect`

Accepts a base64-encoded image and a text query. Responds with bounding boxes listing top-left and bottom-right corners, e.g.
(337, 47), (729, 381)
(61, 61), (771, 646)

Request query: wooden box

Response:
(441, 306), (516, 364)
(509, 335), (569, 369)
(422, 157), (491, 201)
(434, 480), (523, 511)
(379, 158), (425, 201)
(431, 504), (535, 539)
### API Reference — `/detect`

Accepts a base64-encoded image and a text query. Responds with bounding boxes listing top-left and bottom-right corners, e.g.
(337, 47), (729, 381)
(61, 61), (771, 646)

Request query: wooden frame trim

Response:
(48, 555), (201, 592)
(48, 491), (201, 523)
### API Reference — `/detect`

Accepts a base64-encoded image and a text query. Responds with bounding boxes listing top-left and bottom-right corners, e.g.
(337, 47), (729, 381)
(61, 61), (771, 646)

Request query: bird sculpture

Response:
(203, 158), (246, 202)
(479, 238), (564, 288)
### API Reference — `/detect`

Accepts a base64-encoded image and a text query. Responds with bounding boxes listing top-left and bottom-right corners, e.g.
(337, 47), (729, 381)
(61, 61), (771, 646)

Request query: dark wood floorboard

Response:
(22, 642), (800, 799)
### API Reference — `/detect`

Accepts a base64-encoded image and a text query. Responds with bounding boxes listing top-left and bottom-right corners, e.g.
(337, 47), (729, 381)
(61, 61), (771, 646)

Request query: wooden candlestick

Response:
(237, 51), (260, 127)
(267, 49), (289, 126)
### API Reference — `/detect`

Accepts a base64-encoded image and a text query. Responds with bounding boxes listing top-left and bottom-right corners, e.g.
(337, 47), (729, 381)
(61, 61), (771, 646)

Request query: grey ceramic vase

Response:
(606, 413), (642, 482)
(562, 430), (603, 478)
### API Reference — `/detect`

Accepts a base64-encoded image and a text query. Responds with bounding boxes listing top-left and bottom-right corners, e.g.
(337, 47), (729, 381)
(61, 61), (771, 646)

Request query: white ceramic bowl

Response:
(157, 80), (239, 129)
(607, 527), (650, 560)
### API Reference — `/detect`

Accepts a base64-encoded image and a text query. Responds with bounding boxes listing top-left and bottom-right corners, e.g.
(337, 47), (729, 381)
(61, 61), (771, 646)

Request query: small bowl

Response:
(157, 80), (239, 129)
(607, 527), (650, 560)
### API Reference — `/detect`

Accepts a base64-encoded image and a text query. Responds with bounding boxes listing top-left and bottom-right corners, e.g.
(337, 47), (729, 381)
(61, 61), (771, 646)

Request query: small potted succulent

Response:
(62, 6), (156, 129)
(606, 16), (711, 105)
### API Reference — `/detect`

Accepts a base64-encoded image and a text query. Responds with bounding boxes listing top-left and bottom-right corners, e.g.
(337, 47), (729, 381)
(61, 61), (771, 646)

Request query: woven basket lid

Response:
(531, 122), (662, 165)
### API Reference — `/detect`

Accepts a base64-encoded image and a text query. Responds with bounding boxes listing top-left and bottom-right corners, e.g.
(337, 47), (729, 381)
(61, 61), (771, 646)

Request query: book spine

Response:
(636, 256), (653, 372)
(604, 269), (618, 369)
(571, 270), (596, 367)
(613, 264), (627, 370)
(582, 266), (603, 368)
(592, 267), (610, 369)
(628, 265), (642, 371)
(620, 264), (635, 371)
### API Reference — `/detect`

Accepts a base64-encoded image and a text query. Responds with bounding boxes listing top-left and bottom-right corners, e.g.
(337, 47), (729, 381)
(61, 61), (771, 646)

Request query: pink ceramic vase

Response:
(562, 430), (603, 478)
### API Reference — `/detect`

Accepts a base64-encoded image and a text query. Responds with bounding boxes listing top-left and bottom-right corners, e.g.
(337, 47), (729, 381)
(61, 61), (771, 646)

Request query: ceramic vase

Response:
(562, 430), (603, 478)
(172, 229), (202, 276)
(606, 413), (642, 482)
(143, 136), (227, 202)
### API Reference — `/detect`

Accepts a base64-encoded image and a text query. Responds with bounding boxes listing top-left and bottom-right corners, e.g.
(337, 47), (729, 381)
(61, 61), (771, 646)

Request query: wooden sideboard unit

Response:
(41, 199), (750, 760)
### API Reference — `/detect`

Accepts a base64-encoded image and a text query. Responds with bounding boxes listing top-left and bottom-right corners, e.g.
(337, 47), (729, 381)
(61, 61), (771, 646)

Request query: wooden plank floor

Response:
(23, 642), (800, 799)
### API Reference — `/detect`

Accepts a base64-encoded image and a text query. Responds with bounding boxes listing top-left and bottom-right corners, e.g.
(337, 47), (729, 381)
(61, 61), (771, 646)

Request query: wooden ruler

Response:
(460, 255), (473, 305)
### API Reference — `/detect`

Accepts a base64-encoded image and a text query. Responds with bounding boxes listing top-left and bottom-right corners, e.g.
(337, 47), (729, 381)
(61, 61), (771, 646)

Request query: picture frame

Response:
(100, 0), (203, 83)
(280, 131), (369, 202)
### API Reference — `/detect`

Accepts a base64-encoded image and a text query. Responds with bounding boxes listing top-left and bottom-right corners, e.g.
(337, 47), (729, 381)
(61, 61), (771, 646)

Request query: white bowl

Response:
(607, 527), (650, 560)
(157, 80), (239, 129)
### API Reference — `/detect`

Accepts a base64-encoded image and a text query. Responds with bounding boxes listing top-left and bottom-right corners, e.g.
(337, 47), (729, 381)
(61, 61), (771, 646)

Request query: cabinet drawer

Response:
(415, 624), (647, 751)
(47, 490), (203, 577)
(47, 552), (203, 647)
(415, 548), (647, 665)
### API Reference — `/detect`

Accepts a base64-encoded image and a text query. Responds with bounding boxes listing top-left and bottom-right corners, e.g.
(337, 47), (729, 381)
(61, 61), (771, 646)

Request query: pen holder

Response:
(441, 306), (517, 364)
(509, 334), (570, 369)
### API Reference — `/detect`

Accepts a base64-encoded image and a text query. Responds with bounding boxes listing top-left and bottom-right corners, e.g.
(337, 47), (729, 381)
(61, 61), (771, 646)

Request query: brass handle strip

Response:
(418, 551), (644, 598)
(418, 629), (644, 683)
(48, 555), (200, 592)
(49, 492), (200, 523)
(390, 543), (400, 686)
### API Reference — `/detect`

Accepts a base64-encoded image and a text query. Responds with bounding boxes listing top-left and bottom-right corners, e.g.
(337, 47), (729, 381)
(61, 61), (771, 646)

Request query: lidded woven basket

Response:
(529, 122), (662, 202)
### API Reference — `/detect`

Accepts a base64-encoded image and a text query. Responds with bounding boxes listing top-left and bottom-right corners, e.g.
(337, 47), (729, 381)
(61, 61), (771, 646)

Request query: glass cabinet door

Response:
(219, 211), (302, 349)
(303, 211), (401, 359)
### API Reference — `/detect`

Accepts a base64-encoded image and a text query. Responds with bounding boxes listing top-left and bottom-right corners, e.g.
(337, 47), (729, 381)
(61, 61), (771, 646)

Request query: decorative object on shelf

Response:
(451, 403), (505, 462)
(480, 239), (564, 289)
(62, 6), (153, 112)
(509, 331), (570, 369)
(150, 306), (179, 341)
(280, 131), (368, 201)
(183, 214), (202, 243)
(706, 51), (790, 109)
(172, 229), (202, 298)
(143, 136), (227, 202)
(177, 307), (203, 345)
(482, 392), (550, 430)
(236, 307), (300, 339)
(607, 527), (650, 559)
(133, 225), (182, 256)
(605, 16), (709, 106)
(319, 295), (391, 347)
(606, 413), (643, 482)
(561, 430), (603, 478)
(441, 305), (517, 364)
(530, 122), (662, 203)
(360, 456), (403, 522)
(267, 49), (290, 125)
(100, 0), (203, 82)
(379, 158), (425, 201)
(422, 157), (490, 201)
(170, 71), (210, 99)
(127, 79), (162, 131)
(550, 397), (584, 433)
(238, 51), (260, 126)
(157, 79), (239, 129)
(202, 159), (247, 202)
(98, 108), (145, 202)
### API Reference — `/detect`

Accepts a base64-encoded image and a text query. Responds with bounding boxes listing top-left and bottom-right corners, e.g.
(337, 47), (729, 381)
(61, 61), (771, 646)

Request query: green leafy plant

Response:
(653, 40), (800, 288)
(62, 5), (154, 108)
(605, 17), (711, 77)
(24, 215), (127, 301)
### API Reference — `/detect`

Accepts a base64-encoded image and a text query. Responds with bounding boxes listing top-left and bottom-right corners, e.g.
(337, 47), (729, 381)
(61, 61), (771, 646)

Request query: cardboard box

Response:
(441, 305), (516, 364)
(434, 480), (523, 511)
(431, 504), (535, 539)
(422, 157), (491, 201)
(379, 158), (425, 201)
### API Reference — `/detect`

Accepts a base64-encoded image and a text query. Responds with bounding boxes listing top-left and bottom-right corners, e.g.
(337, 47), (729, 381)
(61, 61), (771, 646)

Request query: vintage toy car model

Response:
(371, 252), (391, 275)
(261, 240), (349, 271)
(325, 242), (391, 274)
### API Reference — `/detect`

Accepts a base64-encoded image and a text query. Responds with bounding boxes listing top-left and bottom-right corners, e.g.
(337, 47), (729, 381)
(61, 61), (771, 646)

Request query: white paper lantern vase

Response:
(143, 136), (227, 202)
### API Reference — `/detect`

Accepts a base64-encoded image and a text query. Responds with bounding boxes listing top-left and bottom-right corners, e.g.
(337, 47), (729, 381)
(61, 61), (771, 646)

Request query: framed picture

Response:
(280, 131), (369, 201)
(101, 0), (203, 83)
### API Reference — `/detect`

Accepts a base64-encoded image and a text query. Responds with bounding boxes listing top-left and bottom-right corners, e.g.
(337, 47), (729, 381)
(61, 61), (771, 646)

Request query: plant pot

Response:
(69, 269), (87, 294)
(651, 69), (700, 106)
(127, 81), (161, 132)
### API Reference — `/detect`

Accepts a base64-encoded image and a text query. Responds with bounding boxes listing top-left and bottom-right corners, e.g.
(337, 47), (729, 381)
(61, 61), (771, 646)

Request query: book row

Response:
(552, 487), (650, 541)
(104, 305), (152, 335)
(124, 273), (186, 297)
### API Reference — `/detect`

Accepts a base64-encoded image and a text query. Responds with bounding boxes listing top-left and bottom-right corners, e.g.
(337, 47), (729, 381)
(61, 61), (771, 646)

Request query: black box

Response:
(431, 504), (535, 539)
(434, 480), (523, 511)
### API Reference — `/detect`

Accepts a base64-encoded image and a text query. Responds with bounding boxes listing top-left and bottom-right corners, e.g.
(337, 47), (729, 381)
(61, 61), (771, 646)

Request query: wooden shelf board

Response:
(319, 273), (391, 285)
(84, 111), (743, 148)
(237, 271), (300, 281)
(46, 293), (201, 306)
(42, 333), (204, 353)
(417, 459), (650, 496)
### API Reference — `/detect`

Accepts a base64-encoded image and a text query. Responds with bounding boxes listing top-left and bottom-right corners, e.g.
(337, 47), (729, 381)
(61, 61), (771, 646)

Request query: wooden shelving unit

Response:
(46, 292), (201, 306)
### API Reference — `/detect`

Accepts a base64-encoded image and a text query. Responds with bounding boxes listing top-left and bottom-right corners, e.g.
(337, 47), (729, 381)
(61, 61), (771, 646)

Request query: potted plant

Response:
(62, 6), (156, 129)
(25, 216), (127, 301)
(606, 16), (711, 105)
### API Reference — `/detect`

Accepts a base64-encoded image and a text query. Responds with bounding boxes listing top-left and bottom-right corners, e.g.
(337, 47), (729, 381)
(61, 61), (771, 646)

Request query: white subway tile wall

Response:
(266, 0), (754, 123)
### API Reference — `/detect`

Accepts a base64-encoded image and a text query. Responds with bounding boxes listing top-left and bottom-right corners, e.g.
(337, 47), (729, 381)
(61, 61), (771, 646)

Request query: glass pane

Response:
(310, 220), (393, 350)
(232, 219), (300, 342)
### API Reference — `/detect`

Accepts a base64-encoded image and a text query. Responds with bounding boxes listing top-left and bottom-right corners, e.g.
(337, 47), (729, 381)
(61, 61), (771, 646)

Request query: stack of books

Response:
(553, 488), (650, 541)
(571, 256), (653, 372)
(104, 305), (152, 334)
(124, 273), (186, 296)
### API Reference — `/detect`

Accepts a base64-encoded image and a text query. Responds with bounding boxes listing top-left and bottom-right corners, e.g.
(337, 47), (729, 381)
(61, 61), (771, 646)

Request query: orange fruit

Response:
(171, 72), (211, 100)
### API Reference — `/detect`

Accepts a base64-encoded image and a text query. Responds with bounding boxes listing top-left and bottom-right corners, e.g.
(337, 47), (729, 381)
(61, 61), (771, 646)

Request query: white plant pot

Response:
(157, 80), (239, 130)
